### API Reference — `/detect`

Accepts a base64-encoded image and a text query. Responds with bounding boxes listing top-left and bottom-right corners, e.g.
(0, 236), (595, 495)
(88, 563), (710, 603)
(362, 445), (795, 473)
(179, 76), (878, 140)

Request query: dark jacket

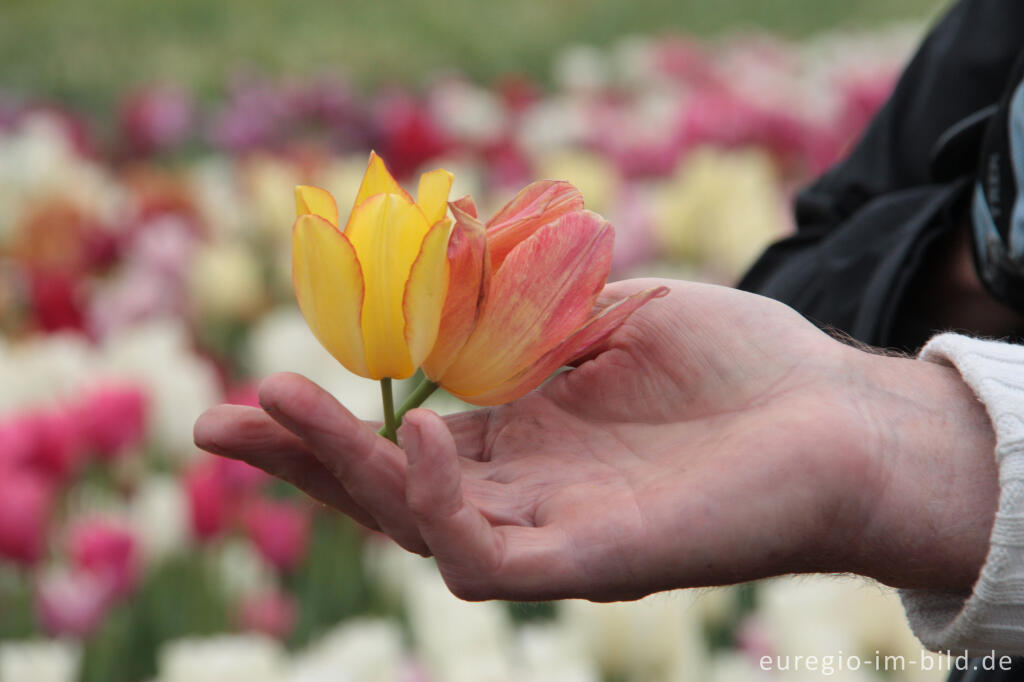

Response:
(739, 0), (1024, 352)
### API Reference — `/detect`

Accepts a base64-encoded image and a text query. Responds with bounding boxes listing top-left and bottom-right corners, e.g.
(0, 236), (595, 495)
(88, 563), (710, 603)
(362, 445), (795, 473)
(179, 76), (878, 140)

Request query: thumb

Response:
(400, 409), (503, 599)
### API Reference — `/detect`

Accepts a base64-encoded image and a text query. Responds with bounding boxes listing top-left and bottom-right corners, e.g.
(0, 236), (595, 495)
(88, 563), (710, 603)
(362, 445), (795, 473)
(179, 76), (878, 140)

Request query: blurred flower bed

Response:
(0, 27), (948, 682)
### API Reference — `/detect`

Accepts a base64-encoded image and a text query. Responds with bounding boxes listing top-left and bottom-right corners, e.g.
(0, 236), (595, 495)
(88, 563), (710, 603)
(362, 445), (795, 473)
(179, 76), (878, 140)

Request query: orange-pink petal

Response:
(438, 210), (613, 397)
(422, 201), (490, 381)
(453, 286), (669, 405)
(486, 180), (584, 270)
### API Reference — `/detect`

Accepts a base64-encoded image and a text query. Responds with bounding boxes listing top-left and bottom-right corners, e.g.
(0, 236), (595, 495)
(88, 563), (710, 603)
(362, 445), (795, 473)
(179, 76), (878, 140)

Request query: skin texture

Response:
(194, 278), (999, 602)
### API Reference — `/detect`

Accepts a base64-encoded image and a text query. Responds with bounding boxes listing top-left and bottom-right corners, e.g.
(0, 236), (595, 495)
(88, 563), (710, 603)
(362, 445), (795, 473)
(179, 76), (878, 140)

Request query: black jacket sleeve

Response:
(738, 0), (1024, 350)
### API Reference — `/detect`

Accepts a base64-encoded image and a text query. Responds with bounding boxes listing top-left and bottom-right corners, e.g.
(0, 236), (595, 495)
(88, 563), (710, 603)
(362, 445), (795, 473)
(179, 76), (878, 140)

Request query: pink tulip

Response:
(185, 458), (231, 540)
(185, 455), (269, 541)
(36, 567), (115, 637)
(0, 417), (37, 473)
(118, 85), (195, 157)
(237, 589), (297, 639)
(77, 384), (148, 459)
(224, 381), (260, 408)
(13, 409), (84, 483)
(0, 472), (53, 566)
(242, 500), (311, 572)
(68, 519), (140, 599)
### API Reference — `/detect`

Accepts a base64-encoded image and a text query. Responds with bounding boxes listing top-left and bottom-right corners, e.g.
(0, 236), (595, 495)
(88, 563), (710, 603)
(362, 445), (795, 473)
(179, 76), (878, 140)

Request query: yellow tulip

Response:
(291, 152), (453, 381)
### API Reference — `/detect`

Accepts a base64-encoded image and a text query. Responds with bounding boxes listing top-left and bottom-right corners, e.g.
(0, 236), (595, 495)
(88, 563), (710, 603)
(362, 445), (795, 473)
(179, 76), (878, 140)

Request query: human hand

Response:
(194, 278), (998, 601)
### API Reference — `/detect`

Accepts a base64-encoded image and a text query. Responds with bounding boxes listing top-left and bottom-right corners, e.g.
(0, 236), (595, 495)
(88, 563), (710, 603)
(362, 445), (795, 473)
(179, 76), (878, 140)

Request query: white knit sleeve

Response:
(899, 333), (1024, 655)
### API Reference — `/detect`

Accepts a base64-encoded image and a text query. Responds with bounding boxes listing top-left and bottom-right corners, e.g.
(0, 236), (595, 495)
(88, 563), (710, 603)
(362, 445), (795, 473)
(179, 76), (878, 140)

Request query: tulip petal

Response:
(295, 185), (339, 227)
(346, 193), (430, 379)
(486, 181), (584, 270)
(450, 194), (478, 219)
(416, 169), (455, 225)
(440, 210), (613, 396)
(422, 202), (489, 380)
(353, 152), (412, 210)
(403, 218), (453, 368)
(292, 215), (369, 377)
(454, 286), (669, 405)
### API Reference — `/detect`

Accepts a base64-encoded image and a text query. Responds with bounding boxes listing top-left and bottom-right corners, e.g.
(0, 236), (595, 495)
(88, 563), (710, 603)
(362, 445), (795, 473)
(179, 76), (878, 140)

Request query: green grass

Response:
(0, 0), (947, 110)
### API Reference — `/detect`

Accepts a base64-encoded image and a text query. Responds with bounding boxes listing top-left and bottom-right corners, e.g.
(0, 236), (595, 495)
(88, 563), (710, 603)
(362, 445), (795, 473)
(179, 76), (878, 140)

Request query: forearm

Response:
(841, 344), (998, 591)
(829, 332), (1024, 654)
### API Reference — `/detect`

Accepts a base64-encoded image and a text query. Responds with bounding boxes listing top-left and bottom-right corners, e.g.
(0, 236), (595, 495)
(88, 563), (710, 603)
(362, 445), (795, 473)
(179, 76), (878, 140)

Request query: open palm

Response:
(195, 278), (874, 601)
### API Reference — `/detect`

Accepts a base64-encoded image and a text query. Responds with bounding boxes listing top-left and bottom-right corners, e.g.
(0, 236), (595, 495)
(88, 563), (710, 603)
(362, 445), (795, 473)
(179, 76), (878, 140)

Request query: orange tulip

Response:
(421, 181), (667, 406)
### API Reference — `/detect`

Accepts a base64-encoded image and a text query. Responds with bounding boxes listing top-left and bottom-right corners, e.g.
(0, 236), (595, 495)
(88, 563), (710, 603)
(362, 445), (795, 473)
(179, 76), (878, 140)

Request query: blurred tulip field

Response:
(0, 1), (956, 681)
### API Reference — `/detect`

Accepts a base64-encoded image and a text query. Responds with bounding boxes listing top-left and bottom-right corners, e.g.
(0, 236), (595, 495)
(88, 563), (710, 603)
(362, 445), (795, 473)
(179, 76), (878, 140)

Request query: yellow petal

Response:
(346, 193), (430, 379)
(292, 215), (370, 377)
(353, 151), (411, 211)
(416, 169), (454, 225)
(295, 185), (339, 227)
(403, 219), (452, 368)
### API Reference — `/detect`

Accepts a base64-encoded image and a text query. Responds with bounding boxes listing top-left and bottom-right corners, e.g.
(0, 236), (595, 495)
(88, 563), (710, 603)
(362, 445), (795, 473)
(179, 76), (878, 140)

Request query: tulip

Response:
(418, 181), (667, 406)
(293, 152), (453, 440)
(68, 518), (141, 599)
(0, 472), (53, 566)
(77, 383), (148, 459)
(241, 500), (310, 573)
(292, 151), (453, 382)
(36, 567), (116, 637)
(236, 589), (297, 640)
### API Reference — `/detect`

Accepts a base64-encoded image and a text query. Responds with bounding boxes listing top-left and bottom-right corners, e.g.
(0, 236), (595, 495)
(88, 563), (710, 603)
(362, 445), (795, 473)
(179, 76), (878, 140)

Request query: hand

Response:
(194, 278), (998, 601)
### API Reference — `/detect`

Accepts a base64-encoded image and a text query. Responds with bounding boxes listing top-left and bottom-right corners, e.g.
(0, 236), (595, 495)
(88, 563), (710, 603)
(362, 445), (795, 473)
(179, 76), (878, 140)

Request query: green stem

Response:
(377, 378), (440, 441)
(380, 378), (397, 444)
(395, 379), (440, 423)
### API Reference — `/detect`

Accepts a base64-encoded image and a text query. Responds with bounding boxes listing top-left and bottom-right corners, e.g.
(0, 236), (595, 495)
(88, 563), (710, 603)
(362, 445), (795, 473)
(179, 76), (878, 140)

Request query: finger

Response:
(257, 372), (428, 554)
(194, 405), (380, 530)
(401, 409), (505, 597)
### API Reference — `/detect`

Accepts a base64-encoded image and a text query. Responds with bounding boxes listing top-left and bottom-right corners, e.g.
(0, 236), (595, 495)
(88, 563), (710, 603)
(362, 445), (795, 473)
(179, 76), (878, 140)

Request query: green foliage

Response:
(0, 0), (945, 112)
(286, 515), (375, 648)
(79, 554), (231, 682)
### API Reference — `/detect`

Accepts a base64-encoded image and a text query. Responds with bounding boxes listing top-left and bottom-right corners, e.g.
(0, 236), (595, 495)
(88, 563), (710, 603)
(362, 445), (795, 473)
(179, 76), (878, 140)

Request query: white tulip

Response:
(286, 619), (404, 682)
(246, 307), (381, 420)
(101, 318), (221, 459)
(0, 640), (81, 682)
(560, 591), (708, 682)
(156, 635), (284, 682)
(129, 474), (190, 563)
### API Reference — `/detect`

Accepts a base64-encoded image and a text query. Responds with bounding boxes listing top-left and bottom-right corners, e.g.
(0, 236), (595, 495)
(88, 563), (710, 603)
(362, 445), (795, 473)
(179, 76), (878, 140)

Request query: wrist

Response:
(837, 346), (998, 591)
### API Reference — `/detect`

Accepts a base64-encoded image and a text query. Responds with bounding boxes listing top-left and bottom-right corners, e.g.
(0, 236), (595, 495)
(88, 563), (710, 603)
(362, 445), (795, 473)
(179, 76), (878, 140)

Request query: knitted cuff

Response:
(899, 333), (1024, 655)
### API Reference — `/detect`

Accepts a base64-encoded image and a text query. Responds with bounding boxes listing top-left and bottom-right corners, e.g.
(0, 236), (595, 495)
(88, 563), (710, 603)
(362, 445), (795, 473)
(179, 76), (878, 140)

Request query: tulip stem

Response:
(394, 379), (440, 424)
(380, 378), (398, 444)
(377, 379), (440, 442)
